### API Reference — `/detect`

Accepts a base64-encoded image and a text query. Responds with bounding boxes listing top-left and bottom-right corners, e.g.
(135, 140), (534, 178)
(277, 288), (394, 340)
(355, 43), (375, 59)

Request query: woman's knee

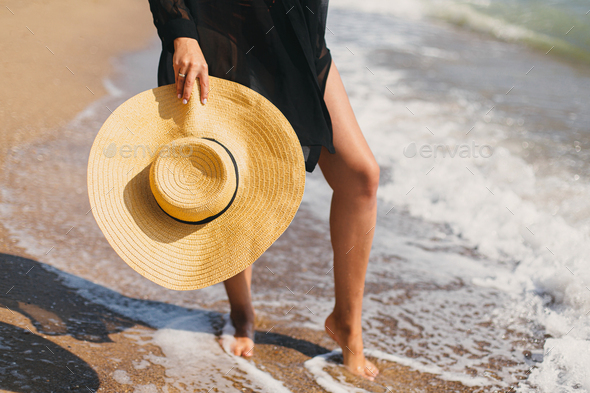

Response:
(320, 146), (380, 198)
(362, 159), (380, 197)
(348, 158), (380, 199)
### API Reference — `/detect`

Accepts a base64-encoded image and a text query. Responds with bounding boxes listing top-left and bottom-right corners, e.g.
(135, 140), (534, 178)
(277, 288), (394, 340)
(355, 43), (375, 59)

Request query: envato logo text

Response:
(403, 141), (493, 158)
(103, 142), (194, 159)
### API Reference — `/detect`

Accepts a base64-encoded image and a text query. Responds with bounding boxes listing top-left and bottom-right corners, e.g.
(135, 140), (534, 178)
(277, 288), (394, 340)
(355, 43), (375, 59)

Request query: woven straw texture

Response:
(87, 76), (306, 290)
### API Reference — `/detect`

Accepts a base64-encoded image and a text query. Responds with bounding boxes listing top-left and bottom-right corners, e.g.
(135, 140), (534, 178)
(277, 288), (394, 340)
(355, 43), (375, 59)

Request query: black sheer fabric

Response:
(147, 0), (335, 172)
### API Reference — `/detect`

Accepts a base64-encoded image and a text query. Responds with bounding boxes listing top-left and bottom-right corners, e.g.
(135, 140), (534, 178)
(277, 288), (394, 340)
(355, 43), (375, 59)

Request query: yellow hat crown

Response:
(149, 136), (238, 223)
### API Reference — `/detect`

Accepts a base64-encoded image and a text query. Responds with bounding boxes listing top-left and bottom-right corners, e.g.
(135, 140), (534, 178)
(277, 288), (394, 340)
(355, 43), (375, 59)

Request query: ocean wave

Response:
(331, 0), (590, 65)
(428, 0), (590, 65)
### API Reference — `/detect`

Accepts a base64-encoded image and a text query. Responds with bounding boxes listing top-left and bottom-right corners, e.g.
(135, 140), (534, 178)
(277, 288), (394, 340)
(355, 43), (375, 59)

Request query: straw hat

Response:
(87, 76), (306, 290)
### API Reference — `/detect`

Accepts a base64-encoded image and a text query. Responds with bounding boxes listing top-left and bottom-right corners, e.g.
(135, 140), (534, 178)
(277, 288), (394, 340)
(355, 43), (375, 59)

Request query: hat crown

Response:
(149, 136), (237, 223)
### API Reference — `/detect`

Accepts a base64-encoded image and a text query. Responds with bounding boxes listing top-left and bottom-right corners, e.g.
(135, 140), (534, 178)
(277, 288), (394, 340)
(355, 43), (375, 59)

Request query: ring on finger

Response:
(178, 72), (186, 78)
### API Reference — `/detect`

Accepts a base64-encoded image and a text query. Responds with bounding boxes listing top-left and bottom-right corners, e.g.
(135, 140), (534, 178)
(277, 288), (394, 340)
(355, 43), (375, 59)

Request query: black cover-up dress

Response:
(147, 0), (335, 172)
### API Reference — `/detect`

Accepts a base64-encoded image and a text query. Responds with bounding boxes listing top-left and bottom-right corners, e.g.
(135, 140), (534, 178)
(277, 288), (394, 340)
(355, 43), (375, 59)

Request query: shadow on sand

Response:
(0, 252), (331, 392)
(0, 253), (151, 392)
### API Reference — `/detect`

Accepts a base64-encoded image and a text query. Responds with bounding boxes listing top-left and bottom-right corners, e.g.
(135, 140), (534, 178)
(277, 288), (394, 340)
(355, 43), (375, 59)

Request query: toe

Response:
(232, 338), (254, 357)
(243, 346), (254, 357)
(365, 361), (379, 377)
(364, 367), (376, 380)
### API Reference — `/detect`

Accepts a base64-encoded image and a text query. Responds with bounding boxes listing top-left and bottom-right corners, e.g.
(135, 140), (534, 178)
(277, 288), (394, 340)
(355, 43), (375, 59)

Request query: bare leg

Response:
(223, 265), (255, 357)
(319, 60), (380, 380)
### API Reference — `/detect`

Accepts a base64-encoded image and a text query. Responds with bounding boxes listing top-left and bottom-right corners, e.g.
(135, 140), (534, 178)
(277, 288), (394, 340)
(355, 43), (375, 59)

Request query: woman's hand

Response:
(173, 37), (209, 105)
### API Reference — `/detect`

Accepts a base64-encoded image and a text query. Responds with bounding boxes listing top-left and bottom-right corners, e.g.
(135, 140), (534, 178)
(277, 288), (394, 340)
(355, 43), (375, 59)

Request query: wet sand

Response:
(0, 254), (170, 392)
(0, 0), (166, 391)
(0, 0), (155, 245)
(0, 253), (513, 392)
(0, 1), (529, 391)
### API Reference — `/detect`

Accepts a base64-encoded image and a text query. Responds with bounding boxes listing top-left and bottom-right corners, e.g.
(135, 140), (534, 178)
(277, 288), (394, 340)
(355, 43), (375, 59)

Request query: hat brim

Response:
(87, 77), (306, 290)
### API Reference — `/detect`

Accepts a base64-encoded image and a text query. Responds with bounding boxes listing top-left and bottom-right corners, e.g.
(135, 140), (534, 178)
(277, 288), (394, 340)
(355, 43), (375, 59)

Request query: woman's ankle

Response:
(230, 305), (255, 321)
(327, 310), (362, 334)
(229, 306), (256, 339)
(326, 311), (364, 349)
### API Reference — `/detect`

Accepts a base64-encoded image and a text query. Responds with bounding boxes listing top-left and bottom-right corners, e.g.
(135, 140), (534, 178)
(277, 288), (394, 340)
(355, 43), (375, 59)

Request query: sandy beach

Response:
(0, 0), (155, 241)
(0, 0), (166, 391)
(2, 0), (589, 391)
(0, 2), (516, 387)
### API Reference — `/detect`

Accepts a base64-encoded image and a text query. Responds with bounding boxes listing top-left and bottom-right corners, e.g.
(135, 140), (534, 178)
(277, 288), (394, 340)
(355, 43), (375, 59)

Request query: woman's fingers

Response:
(182, 64), (199, 104)
(182, 64), (209, 105)
(176, 69), (187, 99)
(198, 67), (210, 104)
(172, 38), (208, 105)
(174, 57), (188, 99)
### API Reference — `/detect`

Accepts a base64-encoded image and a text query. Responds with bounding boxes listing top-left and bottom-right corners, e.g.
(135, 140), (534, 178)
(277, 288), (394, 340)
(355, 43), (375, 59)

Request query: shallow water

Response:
(1, 2), (589, 392)
(327, 3), (590, 391)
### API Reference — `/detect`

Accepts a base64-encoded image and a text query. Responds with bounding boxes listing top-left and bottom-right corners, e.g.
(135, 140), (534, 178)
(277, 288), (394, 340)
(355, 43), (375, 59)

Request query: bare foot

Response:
(229, 309), (255, 357)
(325, 312), (379, 381)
